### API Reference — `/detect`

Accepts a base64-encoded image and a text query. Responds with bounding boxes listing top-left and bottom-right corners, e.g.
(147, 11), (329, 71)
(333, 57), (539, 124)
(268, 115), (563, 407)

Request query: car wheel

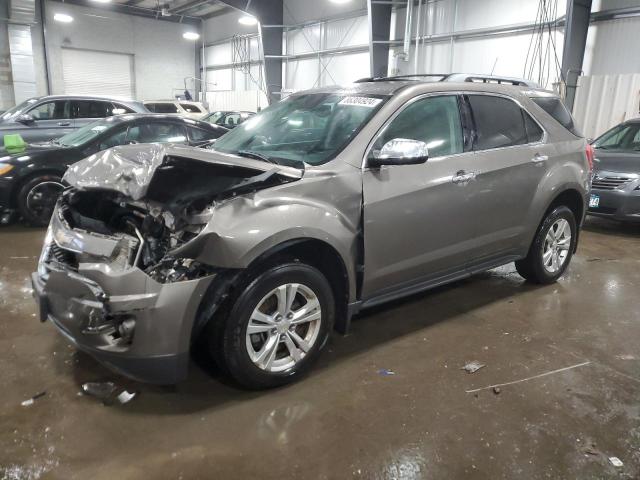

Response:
(17, 174), (64, 227)
(210, 262), (334, 389)
(515, 205), (577, 284)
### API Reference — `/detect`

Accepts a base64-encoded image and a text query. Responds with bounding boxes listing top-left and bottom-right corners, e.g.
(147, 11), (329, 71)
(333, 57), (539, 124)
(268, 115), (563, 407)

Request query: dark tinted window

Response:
(146, 103), (179, 114)
(469, 95), (527, 150)
(374, 95), (463, 158)
(73, 100), (111, 119)
(189, 126), (219, 142)
(127, 122), (187, 144)
(98, 127), (128, 150)
(180, 103), (203, 113)
(28, 100), (69, 120)
(593, 123), (640, 150)
(530, 97), (580, 136)
(523, 112), (544, 143)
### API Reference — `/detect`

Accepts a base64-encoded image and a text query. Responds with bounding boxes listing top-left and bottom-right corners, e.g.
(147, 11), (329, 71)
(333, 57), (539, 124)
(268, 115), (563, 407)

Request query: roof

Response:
(294, 80), (557, 98)
(29, 94), (144, 105)
(94, 113), (225, 130)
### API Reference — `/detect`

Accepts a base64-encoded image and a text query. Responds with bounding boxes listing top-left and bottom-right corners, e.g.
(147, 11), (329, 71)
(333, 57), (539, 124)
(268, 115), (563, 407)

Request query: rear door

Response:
(362, 94), (478, 298)
(464, 93), (550, 267)
(71, 100), (113, 128)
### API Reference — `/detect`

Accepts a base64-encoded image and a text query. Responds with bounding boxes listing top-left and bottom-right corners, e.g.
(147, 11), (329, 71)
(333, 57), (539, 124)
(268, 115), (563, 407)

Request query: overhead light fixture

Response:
(183, 31), (200, 40)
(53, 13), (73, 23)
(238, 15), (258, 26)
(90, 0), (112, 3)
(329, 0), (352, 3)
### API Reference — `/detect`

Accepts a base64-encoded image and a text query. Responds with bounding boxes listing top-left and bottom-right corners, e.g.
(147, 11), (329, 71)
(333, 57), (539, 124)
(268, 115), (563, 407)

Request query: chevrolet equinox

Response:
(32, 78), (591, 389)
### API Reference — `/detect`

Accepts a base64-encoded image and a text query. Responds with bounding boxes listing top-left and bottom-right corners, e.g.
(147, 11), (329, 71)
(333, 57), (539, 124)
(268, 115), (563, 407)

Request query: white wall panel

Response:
(582, 17), (640, 76)
(207, 69), (233, 91)
(322, 52), (370, 86)
(205, 90), (268, 112)
(283, 0), (366, 24)
(285, 58), (319, 91)
(454, 0), (566, 31)
(286, 25), (321, 55)
(572, 74), (640, 139)
(206, 43), (232, 66)
(325, 15), (368, 49)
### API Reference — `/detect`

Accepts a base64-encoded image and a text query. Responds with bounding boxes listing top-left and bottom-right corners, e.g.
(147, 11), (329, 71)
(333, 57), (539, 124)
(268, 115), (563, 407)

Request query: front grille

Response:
(592, 176), (632, 190)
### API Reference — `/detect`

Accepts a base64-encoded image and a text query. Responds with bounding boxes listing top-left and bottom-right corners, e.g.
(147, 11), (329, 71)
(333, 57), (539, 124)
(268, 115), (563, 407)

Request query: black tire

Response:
(209, 262), (334, 389)
(515, 205), (577, 284)
(16, 174), (64, 227)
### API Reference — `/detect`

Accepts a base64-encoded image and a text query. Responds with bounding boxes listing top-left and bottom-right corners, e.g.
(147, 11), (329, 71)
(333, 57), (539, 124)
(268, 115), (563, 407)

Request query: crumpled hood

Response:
(63, 143), (303, 200)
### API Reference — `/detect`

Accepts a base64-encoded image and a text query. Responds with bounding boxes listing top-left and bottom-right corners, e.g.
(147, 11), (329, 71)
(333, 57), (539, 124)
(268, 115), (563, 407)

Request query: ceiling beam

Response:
(201, 5), (232, 19)
(47, 0), (201, 24)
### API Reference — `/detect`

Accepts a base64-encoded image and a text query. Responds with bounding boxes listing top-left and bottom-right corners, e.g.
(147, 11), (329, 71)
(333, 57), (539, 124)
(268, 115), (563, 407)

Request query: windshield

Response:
(594, 123), (640, 151)
(58, 119), (113, 147)
(0, 98), (39, 121)
(203, 111), (224, 124)
(211, 93), (387, 166)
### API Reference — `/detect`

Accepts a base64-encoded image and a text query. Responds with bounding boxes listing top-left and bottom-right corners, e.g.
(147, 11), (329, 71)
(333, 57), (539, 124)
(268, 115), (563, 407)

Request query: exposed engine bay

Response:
(50, 147), (303, 283)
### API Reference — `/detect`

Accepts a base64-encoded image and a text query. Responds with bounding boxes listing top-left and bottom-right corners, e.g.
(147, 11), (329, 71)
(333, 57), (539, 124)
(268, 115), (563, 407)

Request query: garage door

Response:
(61, 48), (134, 99)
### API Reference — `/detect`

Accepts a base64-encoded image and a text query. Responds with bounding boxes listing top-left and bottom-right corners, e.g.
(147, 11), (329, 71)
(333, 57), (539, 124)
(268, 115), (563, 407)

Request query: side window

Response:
(469, 95), (528, 150)
(224, 113), (242, 127)
(97, 127), (128, 150)
(189, 127), (217, 142)
(111, 103), (135, 115)
(523, 111), (544, 143)
(73, 100), (111, 119)
(147, 103), (179, 114)
(373, 95), (464, 158)
(128, 122), (187, 144)
(180, 103), (202, 113)
(28, 101), (68, 120)
(530, 96), (580, 136)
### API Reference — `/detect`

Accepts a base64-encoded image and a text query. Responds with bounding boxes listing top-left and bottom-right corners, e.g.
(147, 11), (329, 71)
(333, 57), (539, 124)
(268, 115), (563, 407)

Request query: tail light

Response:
(585, 143), (595, 171)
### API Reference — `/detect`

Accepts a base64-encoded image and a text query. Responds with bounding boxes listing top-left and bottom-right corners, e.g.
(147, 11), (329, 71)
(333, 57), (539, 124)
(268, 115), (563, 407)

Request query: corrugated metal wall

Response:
(572, 74), (640, 139)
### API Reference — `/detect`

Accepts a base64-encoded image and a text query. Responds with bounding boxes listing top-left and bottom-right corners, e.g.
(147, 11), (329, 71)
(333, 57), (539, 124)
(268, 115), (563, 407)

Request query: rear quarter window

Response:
(530, 97), (581, 136)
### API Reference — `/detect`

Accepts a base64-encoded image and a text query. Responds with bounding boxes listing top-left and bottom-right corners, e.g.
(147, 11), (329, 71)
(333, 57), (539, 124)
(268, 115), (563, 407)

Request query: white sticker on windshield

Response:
(338, 96), (382, 108)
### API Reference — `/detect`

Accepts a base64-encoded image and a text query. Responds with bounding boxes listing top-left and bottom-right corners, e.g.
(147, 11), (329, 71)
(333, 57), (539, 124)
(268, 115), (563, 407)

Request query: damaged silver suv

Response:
(32, 78), (591, 389)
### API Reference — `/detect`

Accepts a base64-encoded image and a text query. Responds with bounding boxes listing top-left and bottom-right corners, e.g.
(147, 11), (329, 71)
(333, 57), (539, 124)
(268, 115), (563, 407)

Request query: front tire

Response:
(515, 205), (577, 284)
(210, 262), (334, 389)
(17, 174), (64, 227)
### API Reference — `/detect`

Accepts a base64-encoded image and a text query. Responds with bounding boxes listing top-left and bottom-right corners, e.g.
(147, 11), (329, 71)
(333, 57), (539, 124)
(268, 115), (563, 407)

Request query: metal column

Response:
(367, 0), (392, 78)
(561, 0), (592, 110)
(218, 0), (283, 104)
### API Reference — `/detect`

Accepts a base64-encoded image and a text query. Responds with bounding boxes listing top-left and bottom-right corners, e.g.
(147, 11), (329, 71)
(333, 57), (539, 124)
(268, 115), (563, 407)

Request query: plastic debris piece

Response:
(377, 369), (395, 376)
(492, 387), (501, 395)
(117, 390), (137, 404)
(81, 382), (117, 400)
(609, 457), (623, 467)
(21, 391), (46, 406)
(461, 361), (485, 374)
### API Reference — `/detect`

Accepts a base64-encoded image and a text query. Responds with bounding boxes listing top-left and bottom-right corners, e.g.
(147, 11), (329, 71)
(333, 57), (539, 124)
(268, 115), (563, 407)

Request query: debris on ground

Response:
(81, 382), (117, 400)
(117, 390), (137, 404)
(461, 361), (485, 374)
(20, 391), (46, 407)
(616, 354), (636, 361)
(582, 442), (599, 456)
(609, 456), (623, 467)
(492, 387), (501, 395)
(377, 369), (395, 376)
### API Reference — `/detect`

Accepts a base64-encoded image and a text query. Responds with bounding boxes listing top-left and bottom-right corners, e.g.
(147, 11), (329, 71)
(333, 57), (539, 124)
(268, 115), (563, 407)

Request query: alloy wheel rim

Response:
(542, 218), (571, 274)
(246, 283), (322, 372)
(26, 181), (64, 222)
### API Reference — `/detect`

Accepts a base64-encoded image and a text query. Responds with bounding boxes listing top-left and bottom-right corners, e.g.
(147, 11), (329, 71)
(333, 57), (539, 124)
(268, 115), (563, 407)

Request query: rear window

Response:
(530, 97), (581, 136)
(146, 103), (179, 114)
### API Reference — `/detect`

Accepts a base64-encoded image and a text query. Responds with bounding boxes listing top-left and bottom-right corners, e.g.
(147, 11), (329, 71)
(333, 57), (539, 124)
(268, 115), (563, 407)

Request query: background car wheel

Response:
(515, 205), (577, 284)
(17, 174), (64, 227)
(209, 262), (334, 389)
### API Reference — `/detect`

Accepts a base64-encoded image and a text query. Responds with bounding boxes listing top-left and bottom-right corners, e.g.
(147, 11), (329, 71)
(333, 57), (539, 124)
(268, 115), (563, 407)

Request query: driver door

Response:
(362, 94), (478, 299)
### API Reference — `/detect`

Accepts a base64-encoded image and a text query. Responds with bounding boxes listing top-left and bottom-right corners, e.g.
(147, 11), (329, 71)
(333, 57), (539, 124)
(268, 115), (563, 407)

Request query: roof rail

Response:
(354, 73), (539, 88)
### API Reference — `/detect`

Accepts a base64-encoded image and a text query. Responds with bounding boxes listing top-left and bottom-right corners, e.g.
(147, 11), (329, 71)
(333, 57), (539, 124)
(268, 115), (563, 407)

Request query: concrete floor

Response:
(1, 218), (640, 480)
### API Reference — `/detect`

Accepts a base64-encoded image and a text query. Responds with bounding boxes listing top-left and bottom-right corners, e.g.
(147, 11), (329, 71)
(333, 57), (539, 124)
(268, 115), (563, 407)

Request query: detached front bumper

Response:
(32, 214), (217, 384)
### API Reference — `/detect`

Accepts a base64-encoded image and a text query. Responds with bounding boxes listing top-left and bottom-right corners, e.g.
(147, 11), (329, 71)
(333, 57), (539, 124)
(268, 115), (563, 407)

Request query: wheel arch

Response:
(10, 167), (66, 209)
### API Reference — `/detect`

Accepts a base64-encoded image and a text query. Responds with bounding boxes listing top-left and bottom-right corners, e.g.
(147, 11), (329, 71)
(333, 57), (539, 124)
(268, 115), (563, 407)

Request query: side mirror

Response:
(368, 138), (429, 168)
(16, 113), (35, 125)
(587, 138), (594, 145)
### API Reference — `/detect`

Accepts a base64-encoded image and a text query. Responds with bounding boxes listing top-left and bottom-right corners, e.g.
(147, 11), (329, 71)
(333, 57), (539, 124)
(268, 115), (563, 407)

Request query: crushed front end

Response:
(32, 144), (301, 383)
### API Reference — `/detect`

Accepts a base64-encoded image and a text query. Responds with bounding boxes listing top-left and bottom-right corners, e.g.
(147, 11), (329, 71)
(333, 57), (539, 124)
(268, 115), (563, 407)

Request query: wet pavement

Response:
(1, 217), (640, 479)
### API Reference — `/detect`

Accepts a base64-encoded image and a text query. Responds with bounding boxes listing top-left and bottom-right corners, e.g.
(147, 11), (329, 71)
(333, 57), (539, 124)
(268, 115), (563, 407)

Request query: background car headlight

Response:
(0, 163), (14, 176)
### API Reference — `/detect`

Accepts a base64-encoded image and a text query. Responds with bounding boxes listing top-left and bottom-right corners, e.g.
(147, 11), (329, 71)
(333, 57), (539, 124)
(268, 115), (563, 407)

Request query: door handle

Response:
(532, 153), (548, 163)
(57, 121), (71, 126)
(452, 170), (476, 185)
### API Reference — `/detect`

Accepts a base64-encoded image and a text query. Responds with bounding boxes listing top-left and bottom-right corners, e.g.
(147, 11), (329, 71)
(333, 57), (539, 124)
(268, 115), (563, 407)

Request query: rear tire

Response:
(208, 262), (334, 389)
(16, 174), (64, 227)
(515, 205), (577, 284)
